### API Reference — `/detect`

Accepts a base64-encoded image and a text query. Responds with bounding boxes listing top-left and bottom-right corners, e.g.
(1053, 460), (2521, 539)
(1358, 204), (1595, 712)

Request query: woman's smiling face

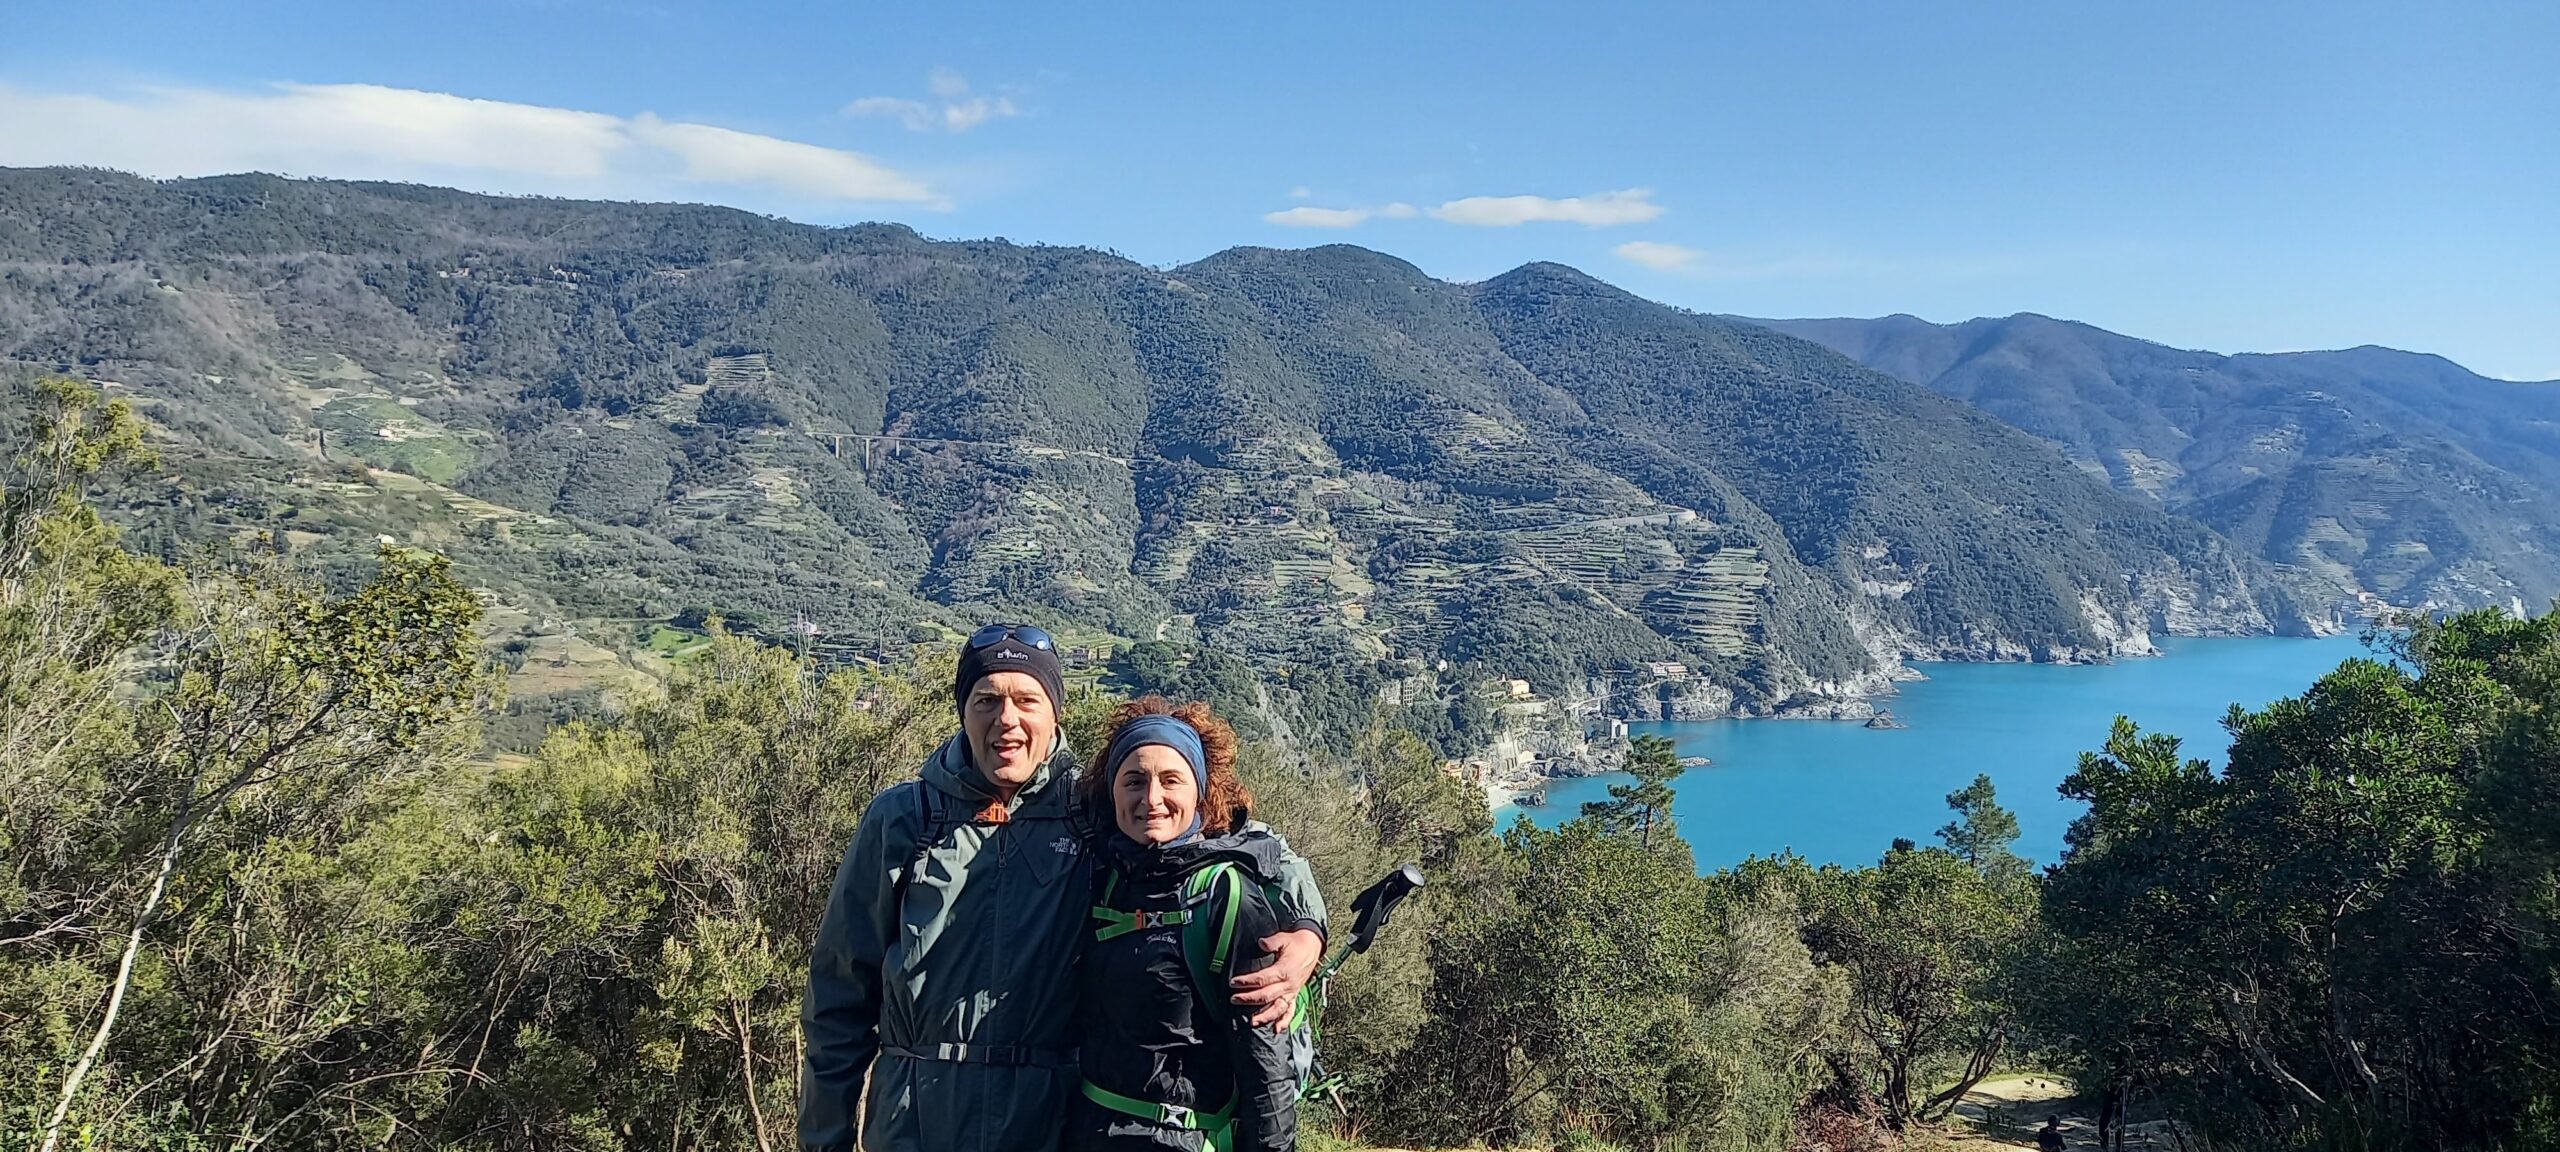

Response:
(1112, 743), (1199, 844)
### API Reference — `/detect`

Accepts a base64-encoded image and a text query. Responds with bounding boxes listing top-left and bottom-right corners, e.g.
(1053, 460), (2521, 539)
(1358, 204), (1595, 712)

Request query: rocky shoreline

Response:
(1480, 605), (2361, 812)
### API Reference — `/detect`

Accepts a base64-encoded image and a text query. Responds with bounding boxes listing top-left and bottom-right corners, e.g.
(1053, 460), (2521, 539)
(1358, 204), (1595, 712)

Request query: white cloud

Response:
(844, 70), (1021, 133)
(0, 81), (944, 207)
(1270, 187), (1650, 230)
(1288, 185), (1312, 199)
(938, 95), (1018, 132)
(627, 115), (936, 202)
(842, 96), (934, 130)
(1615, 240), (1703, 269)
(1265, 205), (1375, 228)
(0, 83), (628, 180)
(1262, 201), (1420, 228)
(1432, 187), (1662, 227)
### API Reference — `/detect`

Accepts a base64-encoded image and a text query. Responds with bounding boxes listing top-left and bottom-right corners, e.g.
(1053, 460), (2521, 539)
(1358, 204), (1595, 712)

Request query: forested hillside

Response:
(0, 168), (2311, 743)
(11, 377), (2560, 1151)
(1752, 312), (2560, 613)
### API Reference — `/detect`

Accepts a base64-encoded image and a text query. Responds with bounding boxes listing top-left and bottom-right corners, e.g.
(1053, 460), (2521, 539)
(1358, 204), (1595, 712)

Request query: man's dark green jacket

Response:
(797, 735), (1324, 1152)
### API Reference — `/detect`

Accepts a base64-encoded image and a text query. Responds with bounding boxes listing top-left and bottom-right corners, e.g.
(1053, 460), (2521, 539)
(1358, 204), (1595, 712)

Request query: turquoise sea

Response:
(1499, 633), (2374, 869)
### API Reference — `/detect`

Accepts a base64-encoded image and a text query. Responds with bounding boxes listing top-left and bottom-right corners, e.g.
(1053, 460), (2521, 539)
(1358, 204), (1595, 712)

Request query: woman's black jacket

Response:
(1069, 827), (1300, 1152)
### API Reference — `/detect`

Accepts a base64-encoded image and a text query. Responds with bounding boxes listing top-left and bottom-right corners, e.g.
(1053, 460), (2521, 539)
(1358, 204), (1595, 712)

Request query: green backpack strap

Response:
(1080, 1079), (1236, 1134)
(1085, 861), (1251, 1009)
(1179, 862), (1247, 995)
(1090, 865), (1234, 945)
(1090, 871), (1141, 941)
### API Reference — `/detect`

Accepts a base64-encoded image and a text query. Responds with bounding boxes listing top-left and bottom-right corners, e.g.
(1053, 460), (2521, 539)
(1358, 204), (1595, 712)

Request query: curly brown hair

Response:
(1082, 695), (1252, 836)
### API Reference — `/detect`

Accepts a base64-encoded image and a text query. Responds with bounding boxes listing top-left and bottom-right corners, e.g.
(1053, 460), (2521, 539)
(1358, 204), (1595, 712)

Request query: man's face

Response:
(963, 670), (1057, 791)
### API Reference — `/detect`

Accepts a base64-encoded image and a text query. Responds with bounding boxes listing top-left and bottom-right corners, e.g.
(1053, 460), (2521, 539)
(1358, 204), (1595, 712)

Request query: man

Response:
(799, 624), (1325, 1152)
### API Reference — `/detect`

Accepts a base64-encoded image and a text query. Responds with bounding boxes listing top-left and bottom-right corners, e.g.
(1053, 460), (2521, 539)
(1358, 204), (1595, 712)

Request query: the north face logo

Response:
(1050, 836), (1081, 857)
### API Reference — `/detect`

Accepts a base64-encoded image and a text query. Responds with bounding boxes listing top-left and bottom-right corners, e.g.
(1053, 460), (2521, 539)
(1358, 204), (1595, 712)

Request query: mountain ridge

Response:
(1760, 311), (2553, 384)
(1746, 311), (2560, 612)
(1, 167), (2324, 743)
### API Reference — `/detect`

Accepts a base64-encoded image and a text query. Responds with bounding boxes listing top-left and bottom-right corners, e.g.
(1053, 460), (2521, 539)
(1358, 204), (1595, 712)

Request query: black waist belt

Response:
(883, 1042), (1078, 1067)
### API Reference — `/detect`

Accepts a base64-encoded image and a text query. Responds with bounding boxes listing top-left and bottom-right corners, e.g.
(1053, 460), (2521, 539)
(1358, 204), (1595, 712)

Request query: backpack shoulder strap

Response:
(892, 783), (955, 909)
(1062, 780), (1094, 848)
(1179, 861), (1249, 996)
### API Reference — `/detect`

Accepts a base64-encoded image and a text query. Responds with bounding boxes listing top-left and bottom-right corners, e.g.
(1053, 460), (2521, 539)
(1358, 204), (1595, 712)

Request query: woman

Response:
(1070, 696), (1307, 1152)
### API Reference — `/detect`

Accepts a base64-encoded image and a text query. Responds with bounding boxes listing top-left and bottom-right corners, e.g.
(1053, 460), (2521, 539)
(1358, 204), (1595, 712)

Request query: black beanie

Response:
(954, 631), (1066, 718)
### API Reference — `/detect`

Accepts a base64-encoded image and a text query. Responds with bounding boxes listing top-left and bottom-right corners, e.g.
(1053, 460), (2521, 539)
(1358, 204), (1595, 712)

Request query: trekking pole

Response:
(1318, 863), (1425, 982)
(1306, 864), (1426, 1115)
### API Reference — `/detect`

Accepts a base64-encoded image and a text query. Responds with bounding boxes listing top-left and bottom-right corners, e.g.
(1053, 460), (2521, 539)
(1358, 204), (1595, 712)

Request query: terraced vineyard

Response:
(1647, 547), (1770, 656)
(702, 351), (772, 390)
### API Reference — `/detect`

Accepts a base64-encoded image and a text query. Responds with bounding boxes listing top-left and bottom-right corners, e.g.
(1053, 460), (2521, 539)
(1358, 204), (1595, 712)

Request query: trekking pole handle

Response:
(1346, 864), (1425, 955)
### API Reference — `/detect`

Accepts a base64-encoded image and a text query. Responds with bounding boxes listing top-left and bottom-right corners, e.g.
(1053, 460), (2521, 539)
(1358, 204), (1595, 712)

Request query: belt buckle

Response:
(1160, 1103), (1193, 1127)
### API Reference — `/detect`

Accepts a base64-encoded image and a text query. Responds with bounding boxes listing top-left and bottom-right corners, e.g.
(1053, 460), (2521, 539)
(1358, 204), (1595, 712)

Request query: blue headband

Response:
(1105, 714), (1209, 844)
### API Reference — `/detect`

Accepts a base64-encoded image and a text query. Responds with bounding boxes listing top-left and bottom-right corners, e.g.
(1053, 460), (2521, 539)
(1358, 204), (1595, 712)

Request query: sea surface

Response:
(1499, 632), (2374, 870)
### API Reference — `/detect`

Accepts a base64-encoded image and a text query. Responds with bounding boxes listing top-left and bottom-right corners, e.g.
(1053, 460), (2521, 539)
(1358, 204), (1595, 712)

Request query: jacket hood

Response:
(1105, 823), (1286, 884)
(919, 731), (1075, 810)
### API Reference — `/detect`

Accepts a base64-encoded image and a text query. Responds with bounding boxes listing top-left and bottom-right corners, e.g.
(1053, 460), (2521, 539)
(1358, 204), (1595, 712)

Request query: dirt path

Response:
(1331, 1075), (2191, 1152)
(1943, 1075), (2184, 1149)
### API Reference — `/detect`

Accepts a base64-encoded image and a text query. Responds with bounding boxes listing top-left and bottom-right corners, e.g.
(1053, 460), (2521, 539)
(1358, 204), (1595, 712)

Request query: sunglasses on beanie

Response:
(967, 623), (1055, 652)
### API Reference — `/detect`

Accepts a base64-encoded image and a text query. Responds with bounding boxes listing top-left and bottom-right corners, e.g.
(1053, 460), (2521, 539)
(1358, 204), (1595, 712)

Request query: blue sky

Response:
(5, 1), (2553, 378)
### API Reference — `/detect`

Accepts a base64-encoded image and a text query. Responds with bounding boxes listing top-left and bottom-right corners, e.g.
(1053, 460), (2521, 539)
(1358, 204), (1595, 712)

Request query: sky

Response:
(3, 1), (2553, 379)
